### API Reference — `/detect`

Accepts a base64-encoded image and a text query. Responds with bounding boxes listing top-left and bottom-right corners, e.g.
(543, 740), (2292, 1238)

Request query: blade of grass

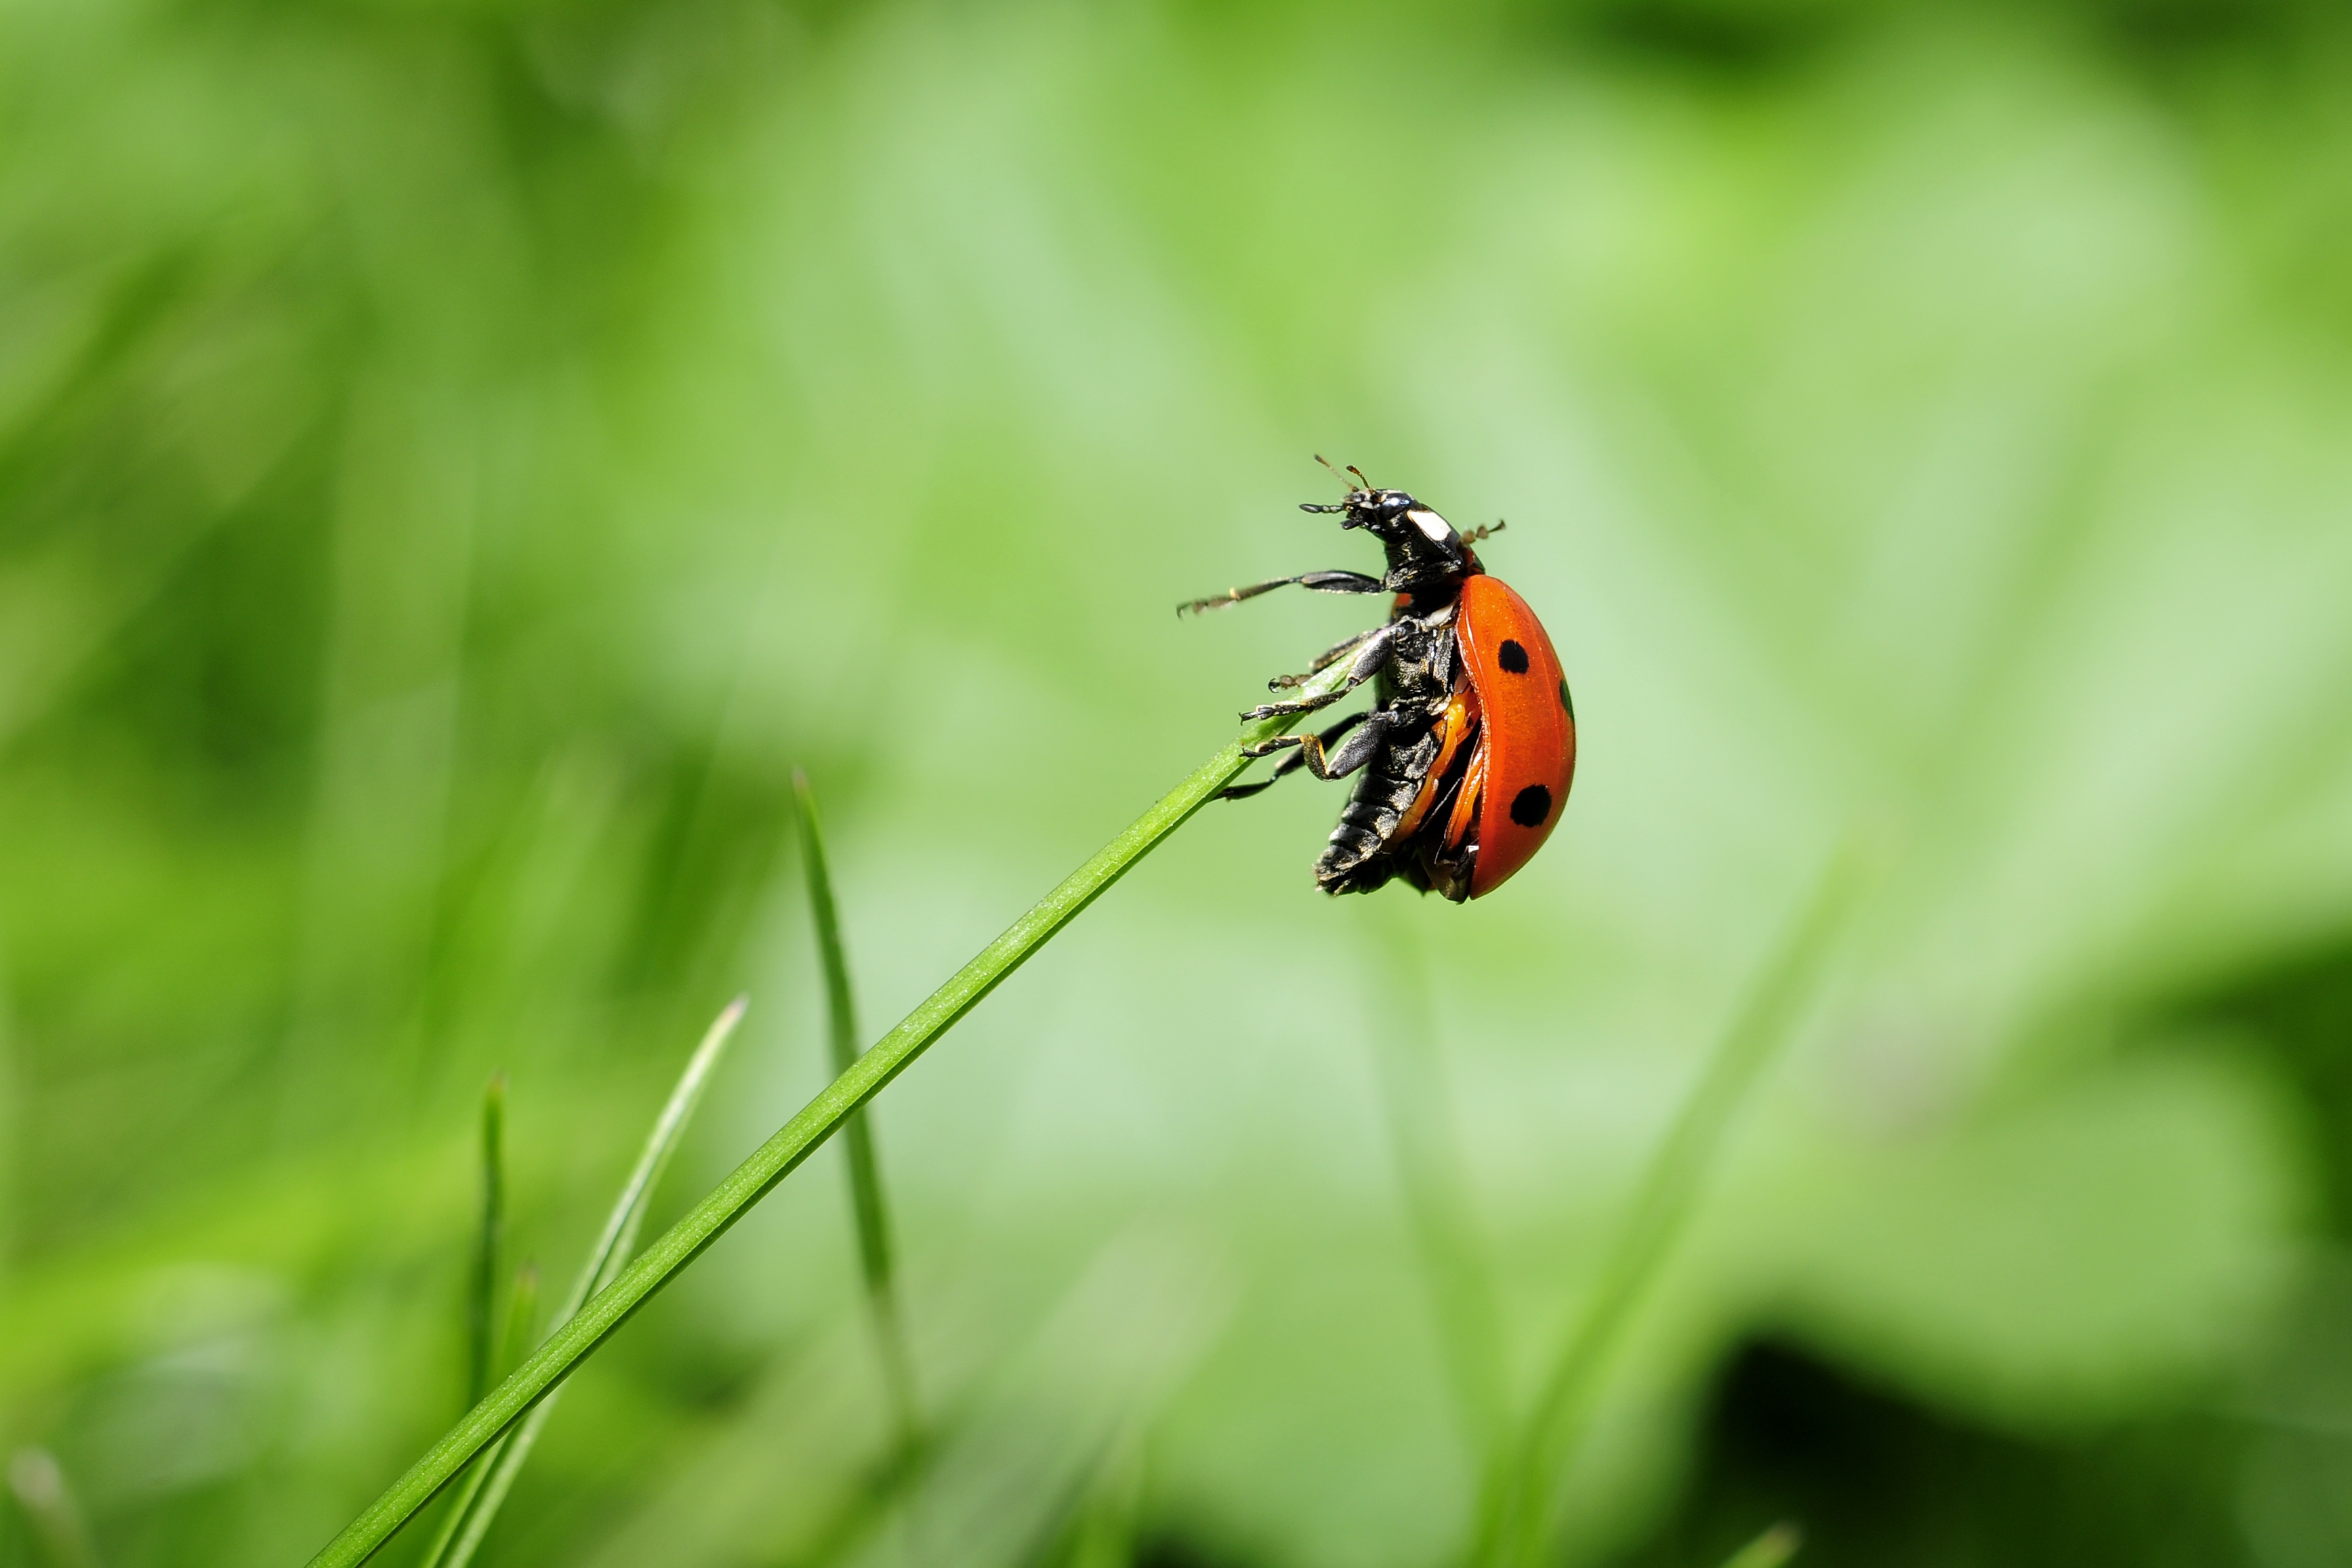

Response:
(414, 1077), (514, 1567)
(1475, 848), (1863, 1568)
(792, 769), (920, 1452)
(420, 998), (745, 1568)
(304, 680), (1341, 1568)
(468, 1075), (506, 1405)
(1720, 1522), (1802, 1568)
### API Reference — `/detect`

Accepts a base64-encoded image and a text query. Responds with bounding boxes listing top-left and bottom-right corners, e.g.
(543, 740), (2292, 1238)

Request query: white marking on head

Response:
(1407, 508), (1454, 542)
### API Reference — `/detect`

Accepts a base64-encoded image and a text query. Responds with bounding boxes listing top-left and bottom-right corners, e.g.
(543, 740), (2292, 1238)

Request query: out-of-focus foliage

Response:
(4, 0), (2352, 1563)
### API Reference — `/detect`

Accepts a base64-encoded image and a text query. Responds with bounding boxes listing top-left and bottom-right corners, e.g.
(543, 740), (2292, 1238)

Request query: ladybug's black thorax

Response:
(1393, 573), (1476, 620)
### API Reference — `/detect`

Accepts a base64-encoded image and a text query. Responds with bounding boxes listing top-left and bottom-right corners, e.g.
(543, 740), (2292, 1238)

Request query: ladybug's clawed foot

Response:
(1241, 689), (1344, 722)
(1270, 629), (1385, 695)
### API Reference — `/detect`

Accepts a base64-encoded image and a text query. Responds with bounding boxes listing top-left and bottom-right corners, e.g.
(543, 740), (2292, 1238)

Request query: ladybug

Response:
(1181, 459), (1576, 901)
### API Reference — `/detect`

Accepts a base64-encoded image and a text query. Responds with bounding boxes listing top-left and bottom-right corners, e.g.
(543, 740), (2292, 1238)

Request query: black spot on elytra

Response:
(1498, 639), (1530, 674)
(1559, 678), (1575, 718)
(1509, 783), (1551, 827)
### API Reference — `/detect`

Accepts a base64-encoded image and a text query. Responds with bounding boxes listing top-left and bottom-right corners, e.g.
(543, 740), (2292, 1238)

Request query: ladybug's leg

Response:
(1178, 570), (1384, 617)
(1241, 710), (1395, 782)
(1241, 623), (1398, 721)
(1268, 627), (1382, 691)
(1242, 686), (1345, 722)
(1219, 711), (1369, 801)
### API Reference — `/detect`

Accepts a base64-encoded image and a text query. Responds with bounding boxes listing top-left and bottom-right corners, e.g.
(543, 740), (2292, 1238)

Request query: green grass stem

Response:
(792, 769), (920, 1451)
(1476, 849), (1861, 1568)
(419, 998), (745, 1568)
(1720, 1522), (1802, 1568)
(303, 682), (1329, 1568)
(468, 1075), (506, 1406)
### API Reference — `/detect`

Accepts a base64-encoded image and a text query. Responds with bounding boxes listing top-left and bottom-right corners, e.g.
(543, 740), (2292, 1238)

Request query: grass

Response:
(6, 2), (2348, 1558)
(417, 999), (746, 1568)
(793, 770), (921, 1453)
(302, 676), (1344, 1567)
(313, 666), (1837, 1568)
(468, 1076), (506, 1408)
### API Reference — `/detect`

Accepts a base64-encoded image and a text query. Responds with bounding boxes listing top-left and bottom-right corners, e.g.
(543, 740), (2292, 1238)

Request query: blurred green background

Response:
(6, 0), (2352, 1563)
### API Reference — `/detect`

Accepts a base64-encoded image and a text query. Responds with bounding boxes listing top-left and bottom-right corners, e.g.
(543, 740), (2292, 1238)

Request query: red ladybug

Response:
(1182, 460), (1576, 900)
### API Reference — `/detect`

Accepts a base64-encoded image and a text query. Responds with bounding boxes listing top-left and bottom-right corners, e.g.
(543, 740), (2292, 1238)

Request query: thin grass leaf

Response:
(413, 1262), (540, 1566)
(9, 1448), (99, 1568)
(415, 1077), (514, 1568)
(419, 999), (746, 1568)
(469, 1075), (506, 1406)
(302, 676), (1344, 1568)
(1475, 848), (1864, 1568)
(1720, 1522), (1802, 1568)
(793, 768), (920, 1451)
(413, 1439), (492, 1567)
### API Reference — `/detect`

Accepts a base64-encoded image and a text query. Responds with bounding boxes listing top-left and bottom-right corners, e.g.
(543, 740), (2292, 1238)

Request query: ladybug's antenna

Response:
(1304, 453), (1355, 513)
(1460, 518), (1508, 545)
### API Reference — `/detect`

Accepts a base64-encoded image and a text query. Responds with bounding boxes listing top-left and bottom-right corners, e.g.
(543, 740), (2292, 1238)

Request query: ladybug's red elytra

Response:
(1181, 459), (1576, 901)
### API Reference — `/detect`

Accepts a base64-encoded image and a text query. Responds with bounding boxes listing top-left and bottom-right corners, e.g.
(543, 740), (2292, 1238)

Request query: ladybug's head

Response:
(1300, 459), (1477, 587)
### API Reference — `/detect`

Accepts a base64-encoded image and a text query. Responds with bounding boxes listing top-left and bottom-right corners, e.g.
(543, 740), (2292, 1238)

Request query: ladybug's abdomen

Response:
(1316, 724), (1439, 895)
(1453, 575), (1575, 899)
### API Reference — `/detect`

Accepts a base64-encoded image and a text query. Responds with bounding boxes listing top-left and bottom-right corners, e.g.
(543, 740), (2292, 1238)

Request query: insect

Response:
(1181, 459), (1576, 901)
